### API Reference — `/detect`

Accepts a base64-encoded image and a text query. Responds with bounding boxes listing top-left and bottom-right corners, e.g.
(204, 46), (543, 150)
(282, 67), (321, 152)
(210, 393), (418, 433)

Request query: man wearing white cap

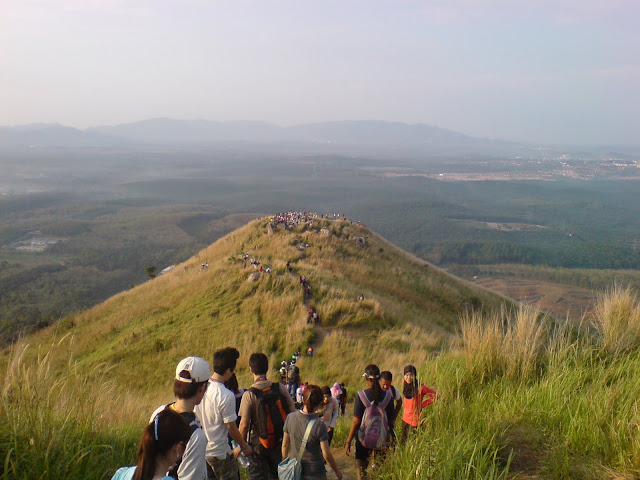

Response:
(150, 356), (211, 480)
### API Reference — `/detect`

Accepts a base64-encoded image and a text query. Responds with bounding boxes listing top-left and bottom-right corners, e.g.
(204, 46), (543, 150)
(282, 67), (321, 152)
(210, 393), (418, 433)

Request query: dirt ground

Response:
(472, 277), (598, 322)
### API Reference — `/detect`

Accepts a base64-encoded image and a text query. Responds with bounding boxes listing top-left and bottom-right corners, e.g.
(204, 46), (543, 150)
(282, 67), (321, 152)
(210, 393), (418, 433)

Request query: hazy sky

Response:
(1, 0), (639, 145)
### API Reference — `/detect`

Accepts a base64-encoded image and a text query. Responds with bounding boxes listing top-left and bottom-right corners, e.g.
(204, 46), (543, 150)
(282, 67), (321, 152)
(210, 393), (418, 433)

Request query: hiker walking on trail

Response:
(320, 386), (340, 446)
(339, 384), (347, 416)
(195, 348), (253, 480)
(279, 362), (288, 384)
(345, 364), (395, 480)
(287, 362), (300, 398)
(400, 365), (437, 445)
(281, 385), (343, 480)
(238, 353), (296, 480)
(380, 371), (403, 445)
(148, 356), (211, 480)
(112, 409), (192, 480)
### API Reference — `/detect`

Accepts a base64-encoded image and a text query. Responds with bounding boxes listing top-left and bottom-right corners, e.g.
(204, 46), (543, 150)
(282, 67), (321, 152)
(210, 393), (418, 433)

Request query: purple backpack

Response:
(357, 389), (392, 449)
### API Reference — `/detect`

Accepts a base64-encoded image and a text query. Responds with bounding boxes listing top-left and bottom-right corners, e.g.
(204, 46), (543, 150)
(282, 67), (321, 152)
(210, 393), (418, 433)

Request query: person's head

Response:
(249, 352), (269, 376)
(224, 372), (239, 394)
(380, 370), (393, 391)
(173, 356), (210, 402)
(303, 385), (323, 413)
(362, 364), (383, 401)
(403, 365), (417, 386)
(403, 365), (418, 399)
(134, 409), (191, 480)
(322, 385), (332, 404)
(213, 347), (240, 380)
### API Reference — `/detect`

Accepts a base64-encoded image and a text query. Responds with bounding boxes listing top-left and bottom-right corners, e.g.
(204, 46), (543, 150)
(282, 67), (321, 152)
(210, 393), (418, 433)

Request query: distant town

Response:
(382, 156), (640, 182)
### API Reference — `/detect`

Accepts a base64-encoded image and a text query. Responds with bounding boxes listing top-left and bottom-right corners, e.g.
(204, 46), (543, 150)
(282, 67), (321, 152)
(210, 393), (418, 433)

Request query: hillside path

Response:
(327, 446), (358, 479)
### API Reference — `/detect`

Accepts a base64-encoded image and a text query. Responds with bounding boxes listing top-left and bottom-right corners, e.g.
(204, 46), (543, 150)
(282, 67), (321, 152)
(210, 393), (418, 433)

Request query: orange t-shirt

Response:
(402, 385), (437, 427)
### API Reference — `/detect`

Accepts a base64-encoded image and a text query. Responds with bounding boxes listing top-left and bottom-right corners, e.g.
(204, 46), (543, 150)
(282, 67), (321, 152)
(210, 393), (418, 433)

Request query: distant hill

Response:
(5, 216), (509, 403)
(0, 124), (127, 148)
(0, 119), (516, 155)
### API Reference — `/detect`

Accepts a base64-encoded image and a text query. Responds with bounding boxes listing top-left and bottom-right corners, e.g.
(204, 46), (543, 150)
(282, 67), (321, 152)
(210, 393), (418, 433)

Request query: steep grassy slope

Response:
(6, 217), (506, 405)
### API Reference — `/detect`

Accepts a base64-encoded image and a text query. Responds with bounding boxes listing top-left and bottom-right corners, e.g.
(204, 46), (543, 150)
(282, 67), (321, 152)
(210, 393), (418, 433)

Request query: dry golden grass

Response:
(593, 285), (640, 354)
(460, 305), (548, 382)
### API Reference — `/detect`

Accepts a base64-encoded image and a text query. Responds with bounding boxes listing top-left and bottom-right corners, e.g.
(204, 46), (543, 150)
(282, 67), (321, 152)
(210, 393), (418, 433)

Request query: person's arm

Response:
(239, 416), (250, 442)
(420, 385), (437, 408)
(321, 440), (342, 480)
(394, 396), (403, 420)
(281, 432), (290, 459)
(344, 416), (361, 456)
(227, 421), (252, 456)
(238, 391), (252, 442)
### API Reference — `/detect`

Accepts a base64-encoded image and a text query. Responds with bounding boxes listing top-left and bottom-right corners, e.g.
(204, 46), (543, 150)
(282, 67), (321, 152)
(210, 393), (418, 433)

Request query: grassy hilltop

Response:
(2, 216), (640, 479)
(2, 216), (505, 398)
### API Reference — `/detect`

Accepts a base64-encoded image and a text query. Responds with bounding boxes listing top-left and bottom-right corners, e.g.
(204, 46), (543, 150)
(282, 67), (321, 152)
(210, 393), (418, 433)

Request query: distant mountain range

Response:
(0, 119), (516, 155)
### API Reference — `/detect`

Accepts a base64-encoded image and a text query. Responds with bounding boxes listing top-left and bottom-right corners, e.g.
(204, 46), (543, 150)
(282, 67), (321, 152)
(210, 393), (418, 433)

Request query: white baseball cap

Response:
(175, 356), (211, 383)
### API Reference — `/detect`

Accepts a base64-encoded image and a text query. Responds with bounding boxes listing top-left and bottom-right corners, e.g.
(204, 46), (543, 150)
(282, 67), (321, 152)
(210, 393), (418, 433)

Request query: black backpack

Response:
(250, 382), (288, 449)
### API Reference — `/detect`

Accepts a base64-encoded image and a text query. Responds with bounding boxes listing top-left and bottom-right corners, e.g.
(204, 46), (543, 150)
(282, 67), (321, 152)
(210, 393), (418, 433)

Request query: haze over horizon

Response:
(2, 0), (639, 146)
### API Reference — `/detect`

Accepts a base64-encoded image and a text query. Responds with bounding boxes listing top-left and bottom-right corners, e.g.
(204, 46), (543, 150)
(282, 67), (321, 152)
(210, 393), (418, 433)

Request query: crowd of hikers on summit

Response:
(112, 348), (436, 480)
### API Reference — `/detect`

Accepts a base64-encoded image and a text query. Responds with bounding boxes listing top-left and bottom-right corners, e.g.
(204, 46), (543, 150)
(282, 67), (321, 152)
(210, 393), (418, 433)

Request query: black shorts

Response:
(355, 437), (387, 462)
(355, 437), (375, 461)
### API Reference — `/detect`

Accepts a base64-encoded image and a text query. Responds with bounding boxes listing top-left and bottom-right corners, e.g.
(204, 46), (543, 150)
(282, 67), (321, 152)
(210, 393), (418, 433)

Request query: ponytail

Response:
(134, 409), (191, 480)
(363, 364), (384, 403)
(303, 385), (324, 412)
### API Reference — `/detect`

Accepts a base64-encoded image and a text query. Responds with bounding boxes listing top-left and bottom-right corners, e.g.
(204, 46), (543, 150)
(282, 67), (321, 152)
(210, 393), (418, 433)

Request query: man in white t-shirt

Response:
(150, 356), (211, 480)
(195, 347), (253, 480)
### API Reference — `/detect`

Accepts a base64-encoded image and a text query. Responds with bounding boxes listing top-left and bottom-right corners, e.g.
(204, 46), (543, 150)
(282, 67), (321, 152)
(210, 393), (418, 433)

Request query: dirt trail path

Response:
(327, 445), (358, 479)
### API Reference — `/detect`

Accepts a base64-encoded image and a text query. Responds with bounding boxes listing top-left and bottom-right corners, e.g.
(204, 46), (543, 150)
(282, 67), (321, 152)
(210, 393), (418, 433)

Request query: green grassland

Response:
(1, 217), (639, 479)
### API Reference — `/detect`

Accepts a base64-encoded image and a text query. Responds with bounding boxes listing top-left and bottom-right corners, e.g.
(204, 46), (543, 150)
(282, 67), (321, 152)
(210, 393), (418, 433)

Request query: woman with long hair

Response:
(281, 384), (343, 480)
(111, 409), (192, 480)
(344, 364), (395, 480)
(400, 364), (437, 445)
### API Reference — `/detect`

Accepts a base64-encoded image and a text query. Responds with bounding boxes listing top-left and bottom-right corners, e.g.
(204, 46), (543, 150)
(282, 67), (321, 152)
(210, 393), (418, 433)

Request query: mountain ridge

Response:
(0, 118), (513, 153)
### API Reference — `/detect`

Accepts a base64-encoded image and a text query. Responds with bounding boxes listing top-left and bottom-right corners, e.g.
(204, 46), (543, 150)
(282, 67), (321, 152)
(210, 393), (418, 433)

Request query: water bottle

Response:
(231, 440), (251, 468)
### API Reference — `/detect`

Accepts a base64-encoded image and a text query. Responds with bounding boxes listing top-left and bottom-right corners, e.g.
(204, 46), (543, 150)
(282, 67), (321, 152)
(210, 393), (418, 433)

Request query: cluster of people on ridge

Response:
(112, 348), (436, 480)
(271, 212), (317, 229)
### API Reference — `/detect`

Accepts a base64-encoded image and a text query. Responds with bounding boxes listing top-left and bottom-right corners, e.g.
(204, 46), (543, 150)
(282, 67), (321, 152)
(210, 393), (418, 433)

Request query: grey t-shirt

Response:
(283, 411), (328, 472)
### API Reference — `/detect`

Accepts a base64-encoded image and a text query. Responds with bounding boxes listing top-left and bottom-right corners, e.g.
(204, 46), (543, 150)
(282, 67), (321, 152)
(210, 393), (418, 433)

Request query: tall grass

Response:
(460, 305), (548, 383)
(0, 339), (138, 480)
(376, 288), (640, 480)
(593, 285), (640, 354)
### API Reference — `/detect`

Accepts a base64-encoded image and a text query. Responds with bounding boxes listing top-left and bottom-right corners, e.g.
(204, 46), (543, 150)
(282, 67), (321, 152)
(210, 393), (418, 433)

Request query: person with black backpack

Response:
(344, 364), (394, 480)
(238, 353), (296, 480)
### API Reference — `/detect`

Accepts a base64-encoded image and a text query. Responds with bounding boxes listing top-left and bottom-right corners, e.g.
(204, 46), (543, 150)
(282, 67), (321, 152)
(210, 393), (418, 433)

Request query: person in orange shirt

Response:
(400, 365), (437, 445)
